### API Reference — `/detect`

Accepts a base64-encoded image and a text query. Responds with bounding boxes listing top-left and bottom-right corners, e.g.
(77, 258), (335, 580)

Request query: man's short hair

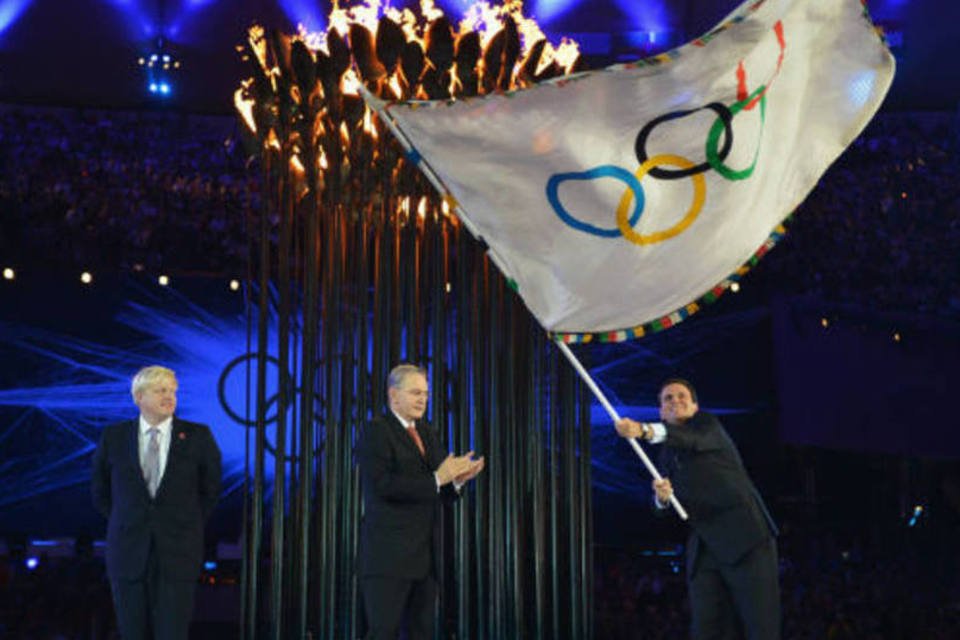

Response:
(387, 364), (427, 391)
(131, 366), (177, 398)
(659, 377), (698, 404)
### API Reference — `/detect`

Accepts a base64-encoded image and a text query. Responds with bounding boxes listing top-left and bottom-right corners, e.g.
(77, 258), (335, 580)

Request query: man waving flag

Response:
(366, 0), (895, 342)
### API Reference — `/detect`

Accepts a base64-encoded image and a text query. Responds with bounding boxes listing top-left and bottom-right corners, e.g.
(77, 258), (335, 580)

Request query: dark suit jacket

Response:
(91, 418), (222, 581)
(356, 413), (458, 580)
(659, 411), (777, 567)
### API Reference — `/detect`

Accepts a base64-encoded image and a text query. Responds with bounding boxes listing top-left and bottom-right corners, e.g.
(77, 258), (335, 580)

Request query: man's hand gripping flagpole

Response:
(554, 338), (688, 520)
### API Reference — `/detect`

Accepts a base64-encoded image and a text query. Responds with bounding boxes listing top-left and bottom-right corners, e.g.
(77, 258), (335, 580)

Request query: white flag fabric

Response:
(376, 0), (894, 341)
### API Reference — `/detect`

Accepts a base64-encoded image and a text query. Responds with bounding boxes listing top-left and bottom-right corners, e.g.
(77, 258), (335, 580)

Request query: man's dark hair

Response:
(659, 377), (698, 404)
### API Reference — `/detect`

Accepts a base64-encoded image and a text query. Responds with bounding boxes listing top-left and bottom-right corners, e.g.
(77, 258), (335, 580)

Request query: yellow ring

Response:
(615, 153), (707, 245)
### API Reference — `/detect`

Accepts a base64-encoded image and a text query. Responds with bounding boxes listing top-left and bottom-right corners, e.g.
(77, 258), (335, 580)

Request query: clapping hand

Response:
(453, 451), (485, 485)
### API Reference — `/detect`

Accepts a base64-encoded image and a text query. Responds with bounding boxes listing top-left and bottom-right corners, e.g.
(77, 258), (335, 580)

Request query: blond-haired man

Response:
(92, 366), (221, 640)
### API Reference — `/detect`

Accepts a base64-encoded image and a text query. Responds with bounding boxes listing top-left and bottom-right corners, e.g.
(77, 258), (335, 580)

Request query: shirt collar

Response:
(390, 409), (415, 430)
(140, 415), (173, 435)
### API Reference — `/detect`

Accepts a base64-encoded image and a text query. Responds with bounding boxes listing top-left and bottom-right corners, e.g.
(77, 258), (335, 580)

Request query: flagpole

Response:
(553, 338), (689, 521)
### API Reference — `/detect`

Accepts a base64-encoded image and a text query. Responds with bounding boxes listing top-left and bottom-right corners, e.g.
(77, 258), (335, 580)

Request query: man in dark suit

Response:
(357, 363), (484, 640)
(616, 378), (779, 640)
(92, 365), (221, 640)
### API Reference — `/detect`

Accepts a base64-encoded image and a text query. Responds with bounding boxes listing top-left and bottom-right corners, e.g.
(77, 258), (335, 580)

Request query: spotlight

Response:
(25, 557), (39, 570)
(80, 272), (93, 284)
(140, 37), (180, 99)
(892, 331), (901, 342)
(229, 279), (240, 291)
(2, 267), (13, 280)
(730, 282), (740, 293)
(908, 504), (924, 527)
(820, 317), (829, 328)
(158, 275), (170, 286)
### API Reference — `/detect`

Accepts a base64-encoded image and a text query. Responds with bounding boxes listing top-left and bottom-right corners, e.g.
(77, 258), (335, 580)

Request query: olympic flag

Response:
(369, 0), (895, 340)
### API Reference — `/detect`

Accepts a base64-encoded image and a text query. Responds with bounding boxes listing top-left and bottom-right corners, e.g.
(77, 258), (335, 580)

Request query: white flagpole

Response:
(553, 338), (689, 521)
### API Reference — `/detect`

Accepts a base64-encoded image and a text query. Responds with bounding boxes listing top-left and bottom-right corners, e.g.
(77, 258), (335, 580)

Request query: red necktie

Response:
(406, 424), (425, 457)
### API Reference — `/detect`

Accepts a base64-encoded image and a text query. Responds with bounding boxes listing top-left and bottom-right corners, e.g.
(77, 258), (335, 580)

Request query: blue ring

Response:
(546, 165), (645, 237)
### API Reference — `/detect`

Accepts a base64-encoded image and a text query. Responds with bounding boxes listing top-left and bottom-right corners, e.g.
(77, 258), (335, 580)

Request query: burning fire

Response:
(235, 0), (581, 219)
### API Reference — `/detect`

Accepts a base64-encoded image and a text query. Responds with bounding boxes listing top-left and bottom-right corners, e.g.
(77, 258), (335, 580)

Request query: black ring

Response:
(634, 102), (734, 180)
(217, 353), (296, 428)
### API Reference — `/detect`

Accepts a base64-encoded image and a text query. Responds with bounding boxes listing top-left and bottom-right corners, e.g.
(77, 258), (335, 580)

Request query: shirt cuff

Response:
(648, 422), (666, 444)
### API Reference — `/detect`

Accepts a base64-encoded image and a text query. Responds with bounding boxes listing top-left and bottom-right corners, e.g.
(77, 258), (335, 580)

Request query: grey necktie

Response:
(144, 427), (161, 498)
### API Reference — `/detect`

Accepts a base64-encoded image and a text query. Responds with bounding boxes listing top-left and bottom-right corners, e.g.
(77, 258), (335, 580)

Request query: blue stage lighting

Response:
(277, 0), (326, 34)
(0, 0), (33, 37)
(204, 560), (218, 570)
(140, 37), (179, 100)
(25, 556), (39, 570)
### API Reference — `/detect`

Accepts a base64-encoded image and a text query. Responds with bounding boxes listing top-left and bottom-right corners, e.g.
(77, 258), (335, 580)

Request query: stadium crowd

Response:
(1, 105), (958, 318)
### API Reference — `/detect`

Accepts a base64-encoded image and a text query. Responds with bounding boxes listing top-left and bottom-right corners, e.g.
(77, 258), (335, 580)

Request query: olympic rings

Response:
(634, 102), (734, 180)
(546, 20), (783, 245)
(706, 85), (767, 181)
(546, 165), (645, 238)
(614, 154), (707, 245)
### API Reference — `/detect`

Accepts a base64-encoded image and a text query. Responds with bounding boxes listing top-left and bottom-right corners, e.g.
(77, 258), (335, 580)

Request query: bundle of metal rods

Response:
(233, 5), (592, 639)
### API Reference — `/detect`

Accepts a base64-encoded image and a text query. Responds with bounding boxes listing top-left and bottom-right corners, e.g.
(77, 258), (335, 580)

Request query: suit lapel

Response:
(388, 413), (430, 469)
(159, 419), (188, 495)
(126, 420), (152, 498)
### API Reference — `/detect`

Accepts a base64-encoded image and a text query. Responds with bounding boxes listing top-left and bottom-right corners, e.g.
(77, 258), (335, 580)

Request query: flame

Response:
(234, 81), (256, 134)
(297, 23), (326, 51)
(458, 0), (580, 76)
(384, 6), (422, 43)
(387, 74), (404, 99)
(265, 128), (281, 151)
(362, 107), (379, 140)
(329, 0), (383, 39)
(552, 38), (580, 73)
(341, 69), (361, 96)
(460, 1), (504, 50)
(290, 154), (306, 176)
(238, 0), (579, 217)
(248, 25), (268, 72)
(420, 0), (444, 23)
